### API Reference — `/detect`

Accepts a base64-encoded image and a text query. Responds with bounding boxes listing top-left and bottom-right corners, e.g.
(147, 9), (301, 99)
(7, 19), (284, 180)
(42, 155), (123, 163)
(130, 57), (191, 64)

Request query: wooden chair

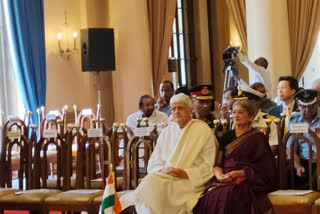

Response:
(110, 123), (132, 190)
(0, 125), (61, 214)
(42, 125), (110, 214)
(269, 128), (320, 214)
(124, 131), (158, 190)
(34, 113), (69, 189)
(74, 105), (99, 130)
(0, 115), (30, 189)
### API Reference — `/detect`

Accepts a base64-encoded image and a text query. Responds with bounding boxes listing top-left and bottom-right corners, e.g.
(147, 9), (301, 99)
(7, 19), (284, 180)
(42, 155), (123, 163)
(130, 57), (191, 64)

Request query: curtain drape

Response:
(5, 0), (47, 124)
(287, 0), (320, 79)
(226, 0), (247, 53)
(0, 1), (24, 125)
(147, 0), (177, 98)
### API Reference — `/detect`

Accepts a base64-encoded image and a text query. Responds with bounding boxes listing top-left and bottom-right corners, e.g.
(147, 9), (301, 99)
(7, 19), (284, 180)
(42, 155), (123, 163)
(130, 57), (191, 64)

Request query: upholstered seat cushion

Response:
(0, 188), (18, 196)
(268, 190), (320, 205)
(44, 189), (103, 204)
(312, 197), (320, 205)
(0, 189), (62, 203)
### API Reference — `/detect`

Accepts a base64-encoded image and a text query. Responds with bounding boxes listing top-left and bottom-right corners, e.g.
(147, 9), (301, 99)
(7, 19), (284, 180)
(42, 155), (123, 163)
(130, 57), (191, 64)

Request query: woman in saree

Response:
(194, 100), (277, 214)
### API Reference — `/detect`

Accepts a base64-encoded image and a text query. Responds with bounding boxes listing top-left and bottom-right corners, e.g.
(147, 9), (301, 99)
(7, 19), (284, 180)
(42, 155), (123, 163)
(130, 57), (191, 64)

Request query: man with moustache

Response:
(126, 95), (168, 130)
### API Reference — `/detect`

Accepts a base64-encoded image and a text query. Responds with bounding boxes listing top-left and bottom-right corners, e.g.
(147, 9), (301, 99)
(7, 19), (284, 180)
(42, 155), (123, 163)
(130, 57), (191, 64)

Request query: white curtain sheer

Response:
(0, 1), (24, 127)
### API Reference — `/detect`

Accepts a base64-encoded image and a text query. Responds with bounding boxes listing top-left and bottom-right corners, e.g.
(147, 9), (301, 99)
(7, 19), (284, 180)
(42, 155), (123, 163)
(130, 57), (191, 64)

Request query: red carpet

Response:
(4, 212), (61, 214)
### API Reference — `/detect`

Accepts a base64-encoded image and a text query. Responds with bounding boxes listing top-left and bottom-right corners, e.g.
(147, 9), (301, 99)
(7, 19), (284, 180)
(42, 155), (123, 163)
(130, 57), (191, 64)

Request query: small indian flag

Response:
(100, 172), (122, 214)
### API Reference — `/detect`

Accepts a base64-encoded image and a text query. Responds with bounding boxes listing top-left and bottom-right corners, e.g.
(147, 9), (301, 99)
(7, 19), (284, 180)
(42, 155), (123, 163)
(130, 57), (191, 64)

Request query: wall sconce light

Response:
(56, 11), (78, 59)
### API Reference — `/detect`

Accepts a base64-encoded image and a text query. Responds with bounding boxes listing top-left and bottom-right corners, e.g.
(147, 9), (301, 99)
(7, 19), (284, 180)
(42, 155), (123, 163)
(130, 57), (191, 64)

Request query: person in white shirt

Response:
(237, 52), (272, 98)
(126, 95), (168, 131)
(121, 93), (218, 214)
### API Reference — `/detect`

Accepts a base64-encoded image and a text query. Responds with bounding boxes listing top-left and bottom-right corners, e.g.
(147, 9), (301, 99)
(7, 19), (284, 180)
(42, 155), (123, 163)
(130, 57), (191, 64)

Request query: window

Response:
(300, 32), (320, 88)
(169, 0), (196, 88)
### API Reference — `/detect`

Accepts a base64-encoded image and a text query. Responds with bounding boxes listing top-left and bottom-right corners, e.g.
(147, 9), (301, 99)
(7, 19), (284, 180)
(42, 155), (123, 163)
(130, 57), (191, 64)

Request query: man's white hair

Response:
(170, 93), (192, 108)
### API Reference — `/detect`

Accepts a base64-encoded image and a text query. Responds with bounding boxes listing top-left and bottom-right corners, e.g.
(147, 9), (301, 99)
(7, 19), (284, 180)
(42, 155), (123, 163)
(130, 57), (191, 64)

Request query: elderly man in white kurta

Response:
(121, 93), (218, 214)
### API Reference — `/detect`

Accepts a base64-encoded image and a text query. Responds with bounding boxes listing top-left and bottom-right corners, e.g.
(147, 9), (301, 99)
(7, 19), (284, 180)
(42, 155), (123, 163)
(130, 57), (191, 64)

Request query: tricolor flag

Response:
(100, 172), (122, 214)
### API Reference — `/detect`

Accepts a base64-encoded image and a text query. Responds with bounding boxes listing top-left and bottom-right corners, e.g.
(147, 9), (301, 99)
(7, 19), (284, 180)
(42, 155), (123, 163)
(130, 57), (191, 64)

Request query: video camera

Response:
(222, 46), (239, 67)
(222, 46), (240, 97)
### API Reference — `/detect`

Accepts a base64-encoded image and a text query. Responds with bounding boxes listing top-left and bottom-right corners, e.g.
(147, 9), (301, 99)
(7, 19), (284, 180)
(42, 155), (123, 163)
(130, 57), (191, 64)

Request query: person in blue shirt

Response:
(287, 89), (320, 189)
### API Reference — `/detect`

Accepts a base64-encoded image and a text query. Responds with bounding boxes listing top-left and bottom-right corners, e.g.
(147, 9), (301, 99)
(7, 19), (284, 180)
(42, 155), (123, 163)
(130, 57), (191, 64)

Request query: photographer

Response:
(237, 52), (271, 98)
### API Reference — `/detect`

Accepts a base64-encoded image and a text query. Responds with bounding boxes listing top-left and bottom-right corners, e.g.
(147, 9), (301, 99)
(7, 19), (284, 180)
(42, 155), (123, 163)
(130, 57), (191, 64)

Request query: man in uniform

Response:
(287, 89), (320, 189)
(189, 85), (216, 128)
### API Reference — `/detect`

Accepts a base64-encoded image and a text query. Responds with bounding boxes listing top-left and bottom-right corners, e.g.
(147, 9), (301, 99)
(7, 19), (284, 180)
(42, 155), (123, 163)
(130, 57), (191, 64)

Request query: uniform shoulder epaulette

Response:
(262, 113), (278, 121)
(266, 115), (277, 121)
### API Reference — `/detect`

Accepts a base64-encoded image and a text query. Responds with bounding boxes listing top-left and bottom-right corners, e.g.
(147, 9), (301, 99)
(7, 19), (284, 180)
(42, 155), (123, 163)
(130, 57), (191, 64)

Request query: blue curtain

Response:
(5, 0), (46, 124)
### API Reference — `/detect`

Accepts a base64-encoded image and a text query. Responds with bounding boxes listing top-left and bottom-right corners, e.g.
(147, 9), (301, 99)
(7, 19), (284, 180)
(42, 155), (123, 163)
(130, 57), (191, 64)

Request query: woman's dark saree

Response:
(194, 129), (277, 214)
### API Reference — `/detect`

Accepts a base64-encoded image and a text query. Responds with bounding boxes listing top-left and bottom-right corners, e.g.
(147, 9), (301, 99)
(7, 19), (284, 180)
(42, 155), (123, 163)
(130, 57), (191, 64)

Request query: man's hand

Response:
(296, 165), (305, 177)
(157, 97), (166, 110)
(219, 105), (230, 120)
(160, 167), (188, 179)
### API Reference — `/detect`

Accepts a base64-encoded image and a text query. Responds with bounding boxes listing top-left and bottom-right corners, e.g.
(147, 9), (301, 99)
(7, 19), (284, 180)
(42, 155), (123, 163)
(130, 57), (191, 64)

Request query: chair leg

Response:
(30, 210), (43, 214)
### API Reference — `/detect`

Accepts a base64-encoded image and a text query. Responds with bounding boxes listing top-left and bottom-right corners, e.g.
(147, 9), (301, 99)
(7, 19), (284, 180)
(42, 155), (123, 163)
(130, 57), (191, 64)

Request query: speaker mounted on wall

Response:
(81, 28), (115, 72)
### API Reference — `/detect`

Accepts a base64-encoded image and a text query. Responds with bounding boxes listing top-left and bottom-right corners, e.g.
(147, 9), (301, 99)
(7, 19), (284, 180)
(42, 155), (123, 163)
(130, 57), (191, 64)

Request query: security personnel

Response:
(189, 85), (216, 128)
(287, 89), (320, 189)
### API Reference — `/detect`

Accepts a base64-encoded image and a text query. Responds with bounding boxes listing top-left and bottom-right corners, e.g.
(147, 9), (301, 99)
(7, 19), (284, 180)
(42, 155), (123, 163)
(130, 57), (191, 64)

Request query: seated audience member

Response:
(220, 86), (238, 120)
(287, 89), (320, 189)
(237, 52), (272, 98)
(126, 95), (168, 130)
(155, 80), (174, 116)
(268, 76), (299, 118)
(190, 85), (216, 128)
(194, 100), (276, 214)
(121, 93), (218, 213)
(237, 80), (278, 150)
(251, 82), (277, 113)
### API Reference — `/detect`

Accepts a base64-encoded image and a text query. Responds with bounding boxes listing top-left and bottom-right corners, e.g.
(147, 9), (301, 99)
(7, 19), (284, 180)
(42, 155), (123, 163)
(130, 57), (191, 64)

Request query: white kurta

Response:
(122, 119), (217, 214)
(126, 110), (168, 131)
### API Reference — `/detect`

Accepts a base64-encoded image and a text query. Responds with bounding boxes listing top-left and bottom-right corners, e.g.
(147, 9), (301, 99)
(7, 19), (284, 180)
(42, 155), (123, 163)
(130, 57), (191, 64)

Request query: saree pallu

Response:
(194, 129), (277, 214)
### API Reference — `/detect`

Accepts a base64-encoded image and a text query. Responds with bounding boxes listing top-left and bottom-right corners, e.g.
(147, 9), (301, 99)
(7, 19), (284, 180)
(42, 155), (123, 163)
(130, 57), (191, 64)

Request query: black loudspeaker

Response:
(81, 28), (115, 71)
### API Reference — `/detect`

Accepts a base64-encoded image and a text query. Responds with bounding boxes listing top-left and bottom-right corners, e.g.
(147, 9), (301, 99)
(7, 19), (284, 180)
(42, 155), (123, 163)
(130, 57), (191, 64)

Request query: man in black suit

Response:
(268, 76), (299, 118)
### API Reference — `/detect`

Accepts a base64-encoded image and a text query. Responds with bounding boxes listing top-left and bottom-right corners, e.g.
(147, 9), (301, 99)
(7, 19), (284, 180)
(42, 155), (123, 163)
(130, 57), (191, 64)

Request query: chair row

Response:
(0, 110), (159, 213)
